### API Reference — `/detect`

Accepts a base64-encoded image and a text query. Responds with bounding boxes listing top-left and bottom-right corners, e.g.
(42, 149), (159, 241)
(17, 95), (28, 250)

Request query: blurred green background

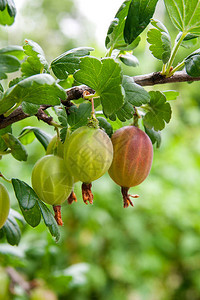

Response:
(1, 1), (200, 299)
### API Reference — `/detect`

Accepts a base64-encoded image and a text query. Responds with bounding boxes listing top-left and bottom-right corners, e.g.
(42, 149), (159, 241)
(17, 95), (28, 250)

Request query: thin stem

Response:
(169, 61), (185, 75)
(0, 172), (11, 183)
(165, 32), (187, 76)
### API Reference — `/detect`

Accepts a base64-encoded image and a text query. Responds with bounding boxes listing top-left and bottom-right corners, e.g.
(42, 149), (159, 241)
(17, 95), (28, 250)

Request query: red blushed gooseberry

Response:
(108, 126), (153, 207)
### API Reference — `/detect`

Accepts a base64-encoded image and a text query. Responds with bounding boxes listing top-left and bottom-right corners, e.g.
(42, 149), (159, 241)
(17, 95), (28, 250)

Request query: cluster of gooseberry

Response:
(31, 115), (153, 226)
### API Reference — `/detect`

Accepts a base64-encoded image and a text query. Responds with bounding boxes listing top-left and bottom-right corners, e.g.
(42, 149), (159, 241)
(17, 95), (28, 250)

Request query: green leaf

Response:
(97, 117), (113, 137)
(12, 179), (37, 210)
(123, 75), (150, 106)
(0, 45), (25, 60)
(37, 200), (60, 242)
(51, 47), (94, 79)
(144, 126), (161, 148)
(12, 178), (42, 228)
(162, 90), (179, 101)
(0, 74), (66, 115)
(20, 126), (52, 150)
(74, 57), (124, 116)
(116, 101), (134, 121)
(21, 102), (40, 115)
(67, 103), (92, 130)
(0, 125), (12, 151)
(2, 214), (21, 246)
(54, 106), (68, 127)
(147, 19), (171, 64)
(0, 54), (20, 79)
(185, 48), (200, 77)
(164, 0), (200, 34)
(0, 0), (16, 26)
(143, 91), (172, 131)
(105, 0), (132, 50)
(2, 133), (28, 161)
(119, 53), (139, 67)
(124, 0), (159, 44)
(21, 39), (49, 77)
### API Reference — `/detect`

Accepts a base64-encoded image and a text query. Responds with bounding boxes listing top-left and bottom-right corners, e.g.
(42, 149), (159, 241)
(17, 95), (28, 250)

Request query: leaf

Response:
(20, 126), (52, 150)
(124, 0), (159, 44)
(0, 0), (16, 26)
(123, 75), (150, 106)
(37, 200), (60, 242)
(164, 0), (200, 34)
(21, 102), (40, 115)
(74, 57), (124, 116)
(147, 19), (171, 64)
(51, 47), (94, 79)
(119, 53), (139, 67)
(0, 74), (66, 115)
(21, 39), (49, 77)
(12, 178), (42, 228)
(2, 214), (21, 246)
(116, 101), (134, 121)
(97, 117), (113, 137)
(162, 90), (179, 100)
(0, 45), (25, 60)
(105, 0), (132, 50)
(12, 179), (38, 210)
(0, 54), (20, 79)
(54, 106), (68, 127)
(67, 103), (92, 130)
(0, 125), (12, 151)
(143, 91), (172, 131)
(185, 48), (200, 77)
(2, 133), (28, 161)
(144, 126), (161, 148)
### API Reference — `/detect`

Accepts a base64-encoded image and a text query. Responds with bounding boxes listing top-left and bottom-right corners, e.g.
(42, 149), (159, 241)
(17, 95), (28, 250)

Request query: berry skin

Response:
(108, 126), (153, 207)
(31, 155), (73, 206)
(64, 126), (113, 184)
(0, 183), (10, 229)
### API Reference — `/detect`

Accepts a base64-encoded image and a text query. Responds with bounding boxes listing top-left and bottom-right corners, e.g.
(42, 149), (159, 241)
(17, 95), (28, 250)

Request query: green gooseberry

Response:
(0, 183), (10, 229)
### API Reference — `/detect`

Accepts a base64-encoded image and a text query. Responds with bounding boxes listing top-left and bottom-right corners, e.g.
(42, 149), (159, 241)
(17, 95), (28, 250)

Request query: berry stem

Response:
(53, 205), (63, 226)
(121, 187), (139, 208)
(82, 183), (93, 204)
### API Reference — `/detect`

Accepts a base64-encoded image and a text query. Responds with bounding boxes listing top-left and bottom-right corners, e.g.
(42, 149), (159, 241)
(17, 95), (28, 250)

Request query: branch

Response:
(0, 73), (200, 129)
(133, 71), (200, 86)
(0, 85), (94, 129)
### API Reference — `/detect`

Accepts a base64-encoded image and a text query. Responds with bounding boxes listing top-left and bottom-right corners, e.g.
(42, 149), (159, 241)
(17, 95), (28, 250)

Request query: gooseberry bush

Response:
(0, 0), (200, 245)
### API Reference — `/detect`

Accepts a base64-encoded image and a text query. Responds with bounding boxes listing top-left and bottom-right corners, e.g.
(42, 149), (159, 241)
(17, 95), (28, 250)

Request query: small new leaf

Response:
(119, 53), (139, 67)
(143, 91), (172, 131)
(51, 47), (94, 79)
(185, 48), (200, 77)
(124, 0), (159, 44)
(21, 39), (49, 77)
(147, 19), (171, 64)
(74, 56), (124, 116)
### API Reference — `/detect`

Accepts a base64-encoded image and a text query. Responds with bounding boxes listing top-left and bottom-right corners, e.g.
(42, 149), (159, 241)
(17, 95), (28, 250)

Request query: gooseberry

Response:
(31, 155), (73, 225)
(64, 126), (113, 204)
(0, 183), (10, 229)
(108, 126), (153, 207)
(46, 135), (64, 158)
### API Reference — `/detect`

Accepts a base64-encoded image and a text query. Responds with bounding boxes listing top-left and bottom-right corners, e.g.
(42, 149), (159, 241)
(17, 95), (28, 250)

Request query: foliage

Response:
(0, 0), (200, 298)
